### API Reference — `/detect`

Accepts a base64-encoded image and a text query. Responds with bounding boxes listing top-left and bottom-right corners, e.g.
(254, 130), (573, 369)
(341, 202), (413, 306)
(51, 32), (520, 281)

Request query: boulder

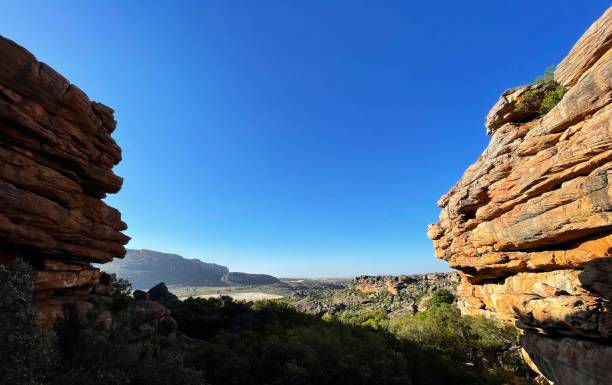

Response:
(148, 282), (179, 303)
(133, 289), (149, 300)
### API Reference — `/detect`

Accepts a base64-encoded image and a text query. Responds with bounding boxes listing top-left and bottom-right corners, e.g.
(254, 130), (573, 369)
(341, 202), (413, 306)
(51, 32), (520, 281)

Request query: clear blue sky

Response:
(2, 1), (608, 277)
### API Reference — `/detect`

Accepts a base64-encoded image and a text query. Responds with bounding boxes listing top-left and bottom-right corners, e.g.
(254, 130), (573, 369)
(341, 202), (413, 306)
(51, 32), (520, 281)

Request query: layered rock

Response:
(0, 35), (129, 325)
(428, 8), (612, 385)
(287, 272), (459, 317)
(351, 273), (459, 297)
(351, 273), (460, 313)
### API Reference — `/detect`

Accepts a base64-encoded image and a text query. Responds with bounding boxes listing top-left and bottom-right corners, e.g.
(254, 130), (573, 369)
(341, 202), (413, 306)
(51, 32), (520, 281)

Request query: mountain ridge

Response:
(100, 248), (280, 289)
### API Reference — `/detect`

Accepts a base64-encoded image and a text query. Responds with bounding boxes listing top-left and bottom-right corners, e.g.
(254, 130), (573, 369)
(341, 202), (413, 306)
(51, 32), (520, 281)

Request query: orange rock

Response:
(428, 8), (612, 384)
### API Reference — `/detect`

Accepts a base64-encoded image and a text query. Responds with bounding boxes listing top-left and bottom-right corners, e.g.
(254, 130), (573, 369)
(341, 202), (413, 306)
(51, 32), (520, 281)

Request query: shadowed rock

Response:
(148, 282), (179, 303)
(0, 35), (129, 326)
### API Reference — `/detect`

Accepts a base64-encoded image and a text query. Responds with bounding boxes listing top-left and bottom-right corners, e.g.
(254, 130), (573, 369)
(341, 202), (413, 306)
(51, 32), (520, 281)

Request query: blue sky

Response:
(1, 1), (608, 277)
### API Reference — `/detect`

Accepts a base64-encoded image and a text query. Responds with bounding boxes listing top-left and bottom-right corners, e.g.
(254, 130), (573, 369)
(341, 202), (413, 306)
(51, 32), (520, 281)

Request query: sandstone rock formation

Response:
(351, 273), (460, 313)
(0, 35), (129, 326)
(428, 8), (612, 385)
(289, 273), (458, 317)
(352, 273), (459, 297)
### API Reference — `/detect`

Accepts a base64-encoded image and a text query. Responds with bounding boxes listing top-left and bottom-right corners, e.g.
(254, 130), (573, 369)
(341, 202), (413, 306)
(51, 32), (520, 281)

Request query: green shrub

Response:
(0, 273), (531, 385)
(112, 278), (133, 297)
(385, 303), (530, 380)
(515, 65), (565, 116)
(0, 259), (58, 385)
(167, 297), (498, 384)
(429, 288), (455, 307)
(336, 308), (388, 329)
(110, 277), (133, 312)
(539, 84), (565, 115)
(515, 89), (537, 112)
(53, 313), (207, 385)
(535, 66), (556, 89)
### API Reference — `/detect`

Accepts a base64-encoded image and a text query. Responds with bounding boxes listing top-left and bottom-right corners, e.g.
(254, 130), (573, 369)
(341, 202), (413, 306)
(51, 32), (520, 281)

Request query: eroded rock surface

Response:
(352, 273), (459, 297)
(0, 35), (129, 326)
(428, 8), (612, 385)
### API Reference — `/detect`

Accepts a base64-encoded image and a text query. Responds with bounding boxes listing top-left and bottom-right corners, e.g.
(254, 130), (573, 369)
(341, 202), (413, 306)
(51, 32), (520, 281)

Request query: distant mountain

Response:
(222, 272), (280, 286)
(99, 249), (230, 289)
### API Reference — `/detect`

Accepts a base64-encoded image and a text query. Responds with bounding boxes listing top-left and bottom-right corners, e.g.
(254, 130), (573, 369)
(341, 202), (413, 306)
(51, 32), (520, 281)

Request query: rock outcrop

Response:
(351, 273), (459, 297)
(99, 249), (230, 289)
(0, 35), (129, 326)
(289, 273), (459, 317)
(428, 8), (612, 385)
(221, 272), (281, 286)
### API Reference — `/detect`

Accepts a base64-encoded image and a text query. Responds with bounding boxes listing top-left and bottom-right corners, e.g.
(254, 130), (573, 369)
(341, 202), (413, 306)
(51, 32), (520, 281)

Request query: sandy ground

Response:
(179, 292), (284, 301)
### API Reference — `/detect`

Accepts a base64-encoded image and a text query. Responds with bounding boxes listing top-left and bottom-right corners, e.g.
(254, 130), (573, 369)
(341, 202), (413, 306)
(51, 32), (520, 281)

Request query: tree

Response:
(0, 259), (58, 385)
(429, 288), (455, 307)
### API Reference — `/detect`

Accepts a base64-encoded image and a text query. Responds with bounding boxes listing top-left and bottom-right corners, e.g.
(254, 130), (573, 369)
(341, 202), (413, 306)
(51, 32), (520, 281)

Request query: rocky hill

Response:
(100, 249), (283, 289)
(428, 8), (612, 385)
(290, 272), (459, 317)
(100, 249), (230, 289)
(221, 271), (280, 285)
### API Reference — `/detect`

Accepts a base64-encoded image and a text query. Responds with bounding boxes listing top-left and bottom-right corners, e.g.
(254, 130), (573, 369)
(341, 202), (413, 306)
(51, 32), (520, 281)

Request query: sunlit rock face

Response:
(428, 8), (612, 385)
(0, 35), (129, 326)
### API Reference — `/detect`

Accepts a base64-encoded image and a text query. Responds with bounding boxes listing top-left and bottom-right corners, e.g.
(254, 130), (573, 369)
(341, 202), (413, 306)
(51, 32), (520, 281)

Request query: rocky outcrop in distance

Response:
(221, 272), (281, 286)
(428, 8), (612, 385)
(0, 35), (130, 326)
(100, 248), (281, 289)
(351, 273), (458, 297)
(290, 272), (459, 317)
(100, 249), (230, 289)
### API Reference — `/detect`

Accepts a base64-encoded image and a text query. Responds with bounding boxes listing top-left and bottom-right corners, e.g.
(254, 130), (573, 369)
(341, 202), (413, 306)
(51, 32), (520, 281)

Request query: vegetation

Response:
(3, 262), (533, 385)
(0, 260), (57, 385)
(428, 288), (455, 307)
(538, 84), (565, 115)
(221, 272), (280, 285)
(384, 305), (524, 376)
(110, 277), (133, 312)
(330, 292), (530, 381)
(515, 66), (566, 115)
(112, 278), (133, 297)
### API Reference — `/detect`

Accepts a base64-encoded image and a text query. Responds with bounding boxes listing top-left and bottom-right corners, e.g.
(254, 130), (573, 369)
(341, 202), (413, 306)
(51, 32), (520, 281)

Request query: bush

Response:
(167, 297), (503, 384)
(385, 303), (531, 380)
(539, 84), (565, 115)
(0, 259), (58, 385)
(336, 308), (388, 329)
(53, 322), (207, 385)
(111, 277), (133, 312)
(170, 297), (535, 384)
(515, 65), (565, 116)
(113, 278), (133, 297)
(0, 265), (532, 385)
(534, 66), (556, 89)
(429, 288), (455, 307)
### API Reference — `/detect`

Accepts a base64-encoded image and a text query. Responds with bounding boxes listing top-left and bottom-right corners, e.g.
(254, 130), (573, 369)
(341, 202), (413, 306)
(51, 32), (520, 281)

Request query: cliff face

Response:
(428, 8), (612, 384)
(0, 36), (129, 326)
(100, 249), (230, 289)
